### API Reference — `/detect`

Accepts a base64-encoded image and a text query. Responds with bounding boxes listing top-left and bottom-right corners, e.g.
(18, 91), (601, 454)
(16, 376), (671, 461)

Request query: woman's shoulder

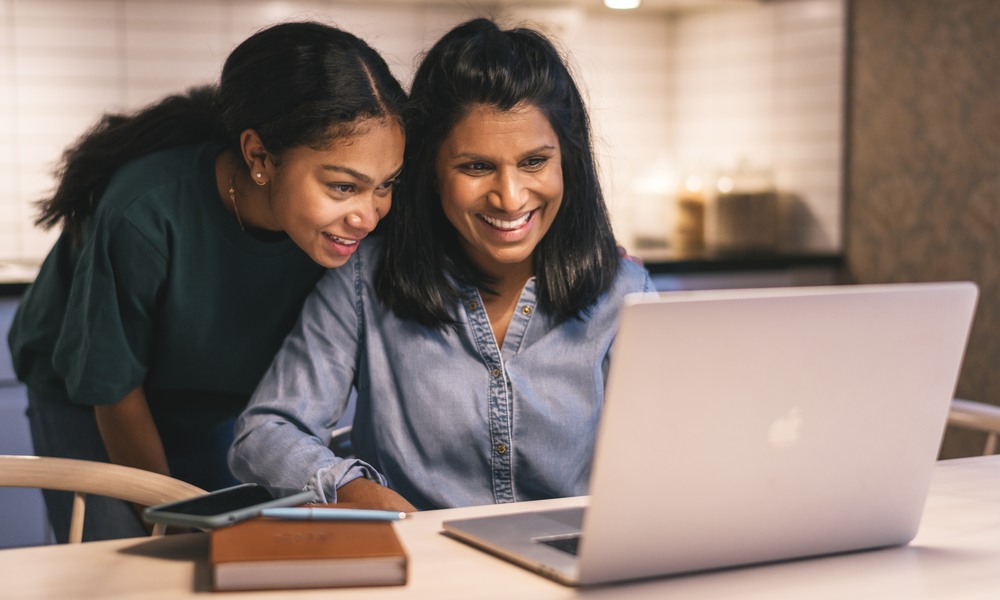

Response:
(100, 143), (219, 215)
(349, 234), (384, 280)
(307, 236), (388, 327)
(568, 257), (651, 324)
(613, 255), (654, 294)
(358, 234), (385, 265)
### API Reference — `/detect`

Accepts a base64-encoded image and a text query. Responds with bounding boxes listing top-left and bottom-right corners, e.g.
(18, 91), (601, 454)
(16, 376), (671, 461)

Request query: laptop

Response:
(441, 281), (978, 586)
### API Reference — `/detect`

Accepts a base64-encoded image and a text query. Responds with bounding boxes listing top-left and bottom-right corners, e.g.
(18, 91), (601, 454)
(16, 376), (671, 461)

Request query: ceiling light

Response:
(604, 0), (641, 9)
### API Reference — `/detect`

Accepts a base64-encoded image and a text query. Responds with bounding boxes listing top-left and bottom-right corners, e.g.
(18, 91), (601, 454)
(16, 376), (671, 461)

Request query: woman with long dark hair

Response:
(8, 21), (406, 540)
(230, 18), (651, 511)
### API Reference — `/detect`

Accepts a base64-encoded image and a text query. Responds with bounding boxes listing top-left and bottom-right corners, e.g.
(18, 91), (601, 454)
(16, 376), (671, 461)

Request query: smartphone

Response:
(143, 483), (317, 530)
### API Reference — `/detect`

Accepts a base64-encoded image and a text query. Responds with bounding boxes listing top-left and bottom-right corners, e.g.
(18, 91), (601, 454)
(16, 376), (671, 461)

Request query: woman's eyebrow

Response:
(321, 164), (372, 184)
(449, 145), (556, 162)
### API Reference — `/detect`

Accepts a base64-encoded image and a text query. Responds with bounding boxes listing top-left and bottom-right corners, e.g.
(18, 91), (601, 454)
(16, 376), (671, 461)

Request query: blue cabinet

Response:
(0, 298), (52, 547)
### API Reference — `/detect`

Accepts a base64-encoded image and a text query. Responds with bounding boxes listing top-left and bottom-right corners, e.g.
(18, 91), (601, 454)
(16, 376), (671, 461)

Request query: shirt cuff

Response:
(308, 458), (387, 503)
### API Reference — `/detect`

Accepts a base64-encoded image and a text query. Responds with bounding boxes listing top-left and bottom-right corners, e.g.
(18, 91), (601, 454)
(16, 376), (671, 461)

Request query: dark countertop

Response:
(0, 283), (29, 298)
(1, 252), (845, 298)
(639, 250), (843, 275)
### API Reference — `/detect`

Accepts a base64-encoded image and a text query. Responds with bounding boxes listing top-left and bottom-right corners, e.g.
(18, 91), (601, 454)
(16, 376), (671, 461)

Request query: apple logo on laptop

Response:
(768, 408), (803, 448)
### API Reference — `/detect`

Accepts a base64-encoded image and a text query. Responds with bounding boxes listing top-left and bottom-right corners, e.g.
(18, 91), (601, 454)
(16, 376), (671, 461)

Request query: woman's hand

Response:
(336, 478), (417, 513)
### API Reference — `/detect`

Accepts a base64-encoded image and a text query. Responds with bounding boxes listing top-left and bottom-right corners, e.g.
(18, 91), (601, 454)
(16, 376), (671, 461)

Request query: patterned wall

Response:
(847, 0), (1000, 457)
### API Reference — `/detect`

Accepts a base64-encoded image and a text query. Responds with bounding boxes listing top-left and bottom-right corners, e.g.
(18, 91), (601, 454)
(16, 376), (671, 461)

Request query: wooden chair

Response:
(948, 399), (1000, 456)
(0, 455), (206, 543)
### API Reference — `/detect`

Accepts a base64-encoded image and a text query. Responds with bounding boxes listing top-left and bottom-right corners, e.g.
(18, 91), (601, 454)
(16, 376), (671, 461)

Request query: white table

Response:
(2, 455), (999, 599)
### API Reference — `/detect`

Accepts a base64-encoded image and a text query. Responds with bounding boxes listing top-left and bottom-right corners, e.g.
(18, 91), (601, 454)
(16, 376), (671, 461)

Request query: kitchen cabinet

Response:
(0, 297), (52, 548)
(645, 254), (842, 291)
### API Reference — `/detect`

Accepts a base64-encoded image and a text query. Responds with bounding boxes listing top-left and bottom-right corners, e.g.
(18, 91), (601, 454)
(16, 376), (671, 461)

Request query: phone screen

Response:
(161, 484), (274, 516)
(145, 483), (317, 529)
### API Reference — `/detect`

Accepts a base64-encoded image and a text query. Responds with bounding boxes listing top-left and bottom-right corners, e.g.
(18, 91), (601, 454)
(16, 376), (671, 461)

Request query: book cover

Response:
(210, 511), (408, 591)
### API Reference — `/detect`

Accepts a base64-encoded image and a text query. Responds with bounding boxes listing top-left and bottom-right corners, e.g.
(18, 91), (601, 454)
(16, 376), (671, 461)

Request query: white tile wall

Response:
(571, 12), (676, 246)
(669, 0), (845, 252)
(0, 0), (844, 262)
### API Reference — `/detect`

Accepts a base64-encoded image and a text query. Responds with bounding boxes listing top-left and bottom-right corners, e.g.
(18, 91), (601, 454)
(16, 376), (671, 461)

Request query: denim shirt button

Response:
(521, 305), (532, 315)
(468, 300), (479, 311)
(491, 367), (502, 378)
(497, 443), (507, 455)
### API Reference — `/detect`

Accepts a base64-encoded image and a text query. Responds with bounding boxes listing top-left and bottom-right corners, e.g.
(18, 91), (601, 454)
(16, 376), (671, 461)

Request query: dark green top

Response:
(9, 142), (325, 437)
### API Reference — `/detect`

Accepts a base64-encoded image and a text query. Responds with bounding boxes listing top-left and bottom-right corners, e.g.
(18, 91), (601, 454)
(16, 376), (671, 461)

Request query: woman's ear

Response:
(239, 129), (272, 186)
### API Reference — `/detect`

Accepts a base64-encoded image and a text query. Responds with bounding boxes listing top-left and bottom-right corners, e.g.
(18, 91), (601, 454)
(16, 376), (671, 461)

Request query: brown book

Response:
(210, 513), (408, 591)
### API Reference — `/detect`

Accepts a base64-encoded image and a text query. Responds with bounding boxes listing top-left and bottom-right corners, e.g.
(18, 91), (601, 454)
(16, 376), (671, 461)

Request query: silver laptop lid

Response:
(577, 282), (978, 585)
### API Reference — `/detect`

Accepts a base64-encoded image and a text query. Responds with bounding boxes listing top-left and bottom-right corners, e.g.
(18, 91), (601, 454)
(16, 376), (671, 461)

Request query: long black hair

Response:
(375, 18), (619, 327)
(35, 21), (406, 243)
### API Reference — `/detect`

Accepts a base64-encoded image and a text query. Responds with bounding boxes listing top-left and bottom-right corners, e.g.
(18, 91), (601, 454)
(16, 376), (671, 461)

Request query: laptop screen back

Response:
(577, 282), (978, 585)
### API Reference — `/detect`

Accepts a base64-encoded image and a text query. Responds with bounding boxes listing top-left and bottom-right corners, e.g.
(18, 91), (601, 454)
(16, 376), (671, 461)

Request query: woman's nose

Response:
(346, 197), (382, 233)
(493, 170), (529, 212)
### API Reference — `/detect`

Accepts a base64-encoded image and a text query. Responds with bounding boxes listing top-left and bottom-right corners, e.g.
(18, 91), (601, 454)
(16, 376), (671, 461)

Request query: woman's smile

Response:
(321, 231), (363, 256)
(478, 209), (536, 232)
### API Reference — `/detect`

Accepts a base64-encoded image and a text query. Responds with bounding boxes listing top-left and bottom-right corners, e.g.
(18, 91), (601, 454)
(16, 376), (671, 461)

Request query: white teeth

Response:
(324, 232), (357, 245)
(480, 211), (532, 230)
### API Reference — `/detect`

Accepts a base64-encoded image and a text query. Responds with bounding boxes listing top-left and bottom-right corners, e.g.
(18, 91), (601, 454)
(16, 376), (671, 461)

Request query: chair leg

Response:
(986, 433), (997, 456)
(69, 492), (87, 543)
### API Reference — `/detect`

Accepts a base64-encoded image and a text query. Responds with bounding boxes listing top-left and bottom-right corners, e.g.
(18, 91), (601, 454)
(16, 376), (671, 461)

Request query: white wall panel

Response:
(669, 0), (844, 253)
(10, 0), (117, 22)
(1, 0), (843, 261)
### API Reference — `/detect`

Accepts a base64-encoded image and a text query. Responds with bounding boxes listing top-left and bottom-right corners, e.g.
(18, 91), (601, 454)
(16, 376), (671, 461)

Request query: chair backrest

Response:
(0, 455), (206, 543)
(948, 399), (1000, 455)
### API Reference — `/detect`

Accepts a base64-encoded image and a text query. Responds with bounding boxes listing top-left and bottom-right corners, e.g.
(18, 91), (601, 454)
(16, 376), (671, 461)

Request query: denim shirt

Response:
(230, 239), (652, 510)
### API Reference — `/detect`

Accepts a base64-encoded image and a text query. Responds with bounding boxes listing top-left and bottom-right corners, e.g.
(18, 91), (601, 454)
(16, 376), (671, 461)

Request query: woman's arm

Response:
(94, 386), (170, 476)
(230, 258), (390, 502)
(94, 385), (169, 529)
